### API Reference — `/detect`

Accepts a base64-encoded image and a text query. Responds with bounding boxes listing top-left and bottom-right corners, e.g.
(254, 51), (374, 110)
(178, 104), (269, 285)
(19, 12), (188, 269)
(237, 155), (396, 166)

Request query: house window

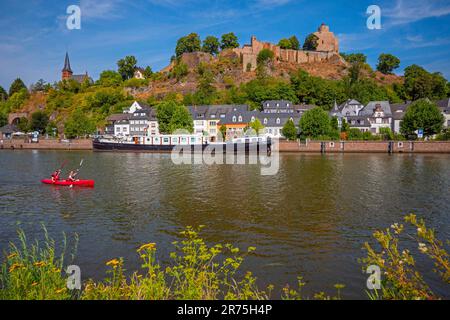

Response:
(123, 127), (127, 132)
(251, 116), (255, 122)
(232, 116), (237, 122)
(264, 118), (268, 124)
(238, 116), (242, 122)
(276, 118), (280, 124)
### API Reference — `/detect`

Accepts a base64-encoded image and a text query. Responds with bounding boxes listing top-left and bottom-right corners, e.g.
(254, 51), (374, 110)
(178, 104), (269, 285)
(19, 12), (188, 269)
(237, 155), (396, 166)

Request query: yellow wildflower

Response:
(7, 253), (18, 260)
(9, 263), (24, 273)
(34, 261), (46, 267)
(137, 243), (156, 252)
(55, 288), (67, 294)
(52, 268), (61, 273)
(106, 259), (120, 267)
(32, 282), (38, 286)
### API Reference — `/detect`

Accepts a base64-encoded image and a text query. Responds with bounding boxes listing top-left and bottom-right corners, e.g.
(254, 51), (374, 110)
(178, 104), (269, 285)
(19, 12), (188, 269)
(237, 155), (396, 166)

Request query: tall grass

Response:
(1, 216), (447, 300)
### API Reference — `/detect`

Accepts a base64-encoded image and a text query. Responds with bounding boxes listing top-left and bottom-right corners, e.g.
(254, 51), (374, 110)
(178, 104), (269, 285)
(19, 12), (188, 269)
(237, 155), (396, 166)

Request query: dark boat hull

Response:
(93, 139), (271, 154)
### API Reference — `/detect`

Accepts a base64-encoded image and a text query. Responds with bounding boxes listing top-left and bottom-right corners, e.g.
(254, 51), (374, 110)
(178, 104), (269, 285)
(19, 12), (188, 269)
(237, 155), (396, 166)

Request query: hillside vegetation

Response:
(0, 33), (449, 138)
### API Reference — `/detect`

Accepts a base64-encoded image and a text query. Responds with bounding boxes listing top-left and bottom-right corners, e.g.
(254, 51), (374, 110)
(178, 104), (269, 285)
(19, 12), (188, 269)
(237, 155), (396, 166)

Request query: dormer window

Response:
(238, 115), (243, 122)
(276, 103), (280, 107)
(232, 116), (237, 122)
(251, 116), (255, 122)
(287, 103), (290, 107)
(276, 118), (280, 124)
(264, 118), (268, 124)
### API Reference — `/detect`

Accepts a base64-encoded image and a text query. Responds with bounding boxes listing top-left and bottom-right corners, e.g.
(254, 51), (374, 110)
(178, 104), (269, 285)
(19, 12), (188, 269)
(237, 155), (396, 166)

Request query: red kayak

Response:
(41, 179), (95, 187)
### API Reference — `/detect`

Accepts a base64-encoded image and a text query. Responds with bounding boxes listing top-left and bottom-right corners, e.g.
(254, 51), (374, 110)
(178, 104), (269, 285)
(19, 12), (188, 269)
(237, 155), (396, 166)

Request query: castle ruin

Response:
(233, 23), (340, 72)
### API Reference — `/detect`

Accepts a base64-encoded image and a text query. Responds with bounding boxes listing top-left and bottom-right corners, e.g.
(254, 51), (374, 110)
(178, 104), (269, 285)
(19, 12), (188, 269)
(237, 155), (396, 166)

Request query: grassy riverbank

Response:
(0, 215), (448, 300)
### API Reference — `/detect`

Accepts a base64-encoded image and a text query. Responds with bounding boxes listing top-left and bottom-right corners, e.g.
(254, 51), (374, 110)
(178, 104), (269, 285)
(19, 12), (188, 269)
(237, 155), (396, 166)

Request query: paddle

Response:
(76, 159), (84, 173)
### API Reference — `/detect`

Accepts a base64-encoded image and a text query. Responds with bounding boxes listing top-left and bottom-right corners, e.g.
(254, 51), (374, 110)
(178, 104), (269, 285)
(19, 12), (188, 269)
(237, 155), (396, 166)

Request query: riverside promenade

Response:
(1, 138), (450, 153)
(0, 138), (92, 150)
(279, 140), (450, 153)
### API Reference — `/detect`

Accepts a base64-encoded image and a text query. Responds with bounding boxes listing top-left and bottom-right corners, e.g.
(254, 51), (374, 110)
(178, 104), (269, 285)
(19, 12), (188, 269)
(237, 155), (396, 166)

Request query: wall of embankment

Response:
(1, 139), (450, 153)
(0, 139), (93, 151)
(279, 140), (450, 153)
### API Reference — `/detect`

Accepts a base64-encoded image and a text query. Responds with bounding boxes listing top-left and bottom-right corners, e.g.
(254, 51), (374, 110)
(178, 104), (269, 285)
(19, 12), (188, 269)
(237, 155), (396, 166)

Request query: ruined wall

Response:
(233, 24), (340, 72)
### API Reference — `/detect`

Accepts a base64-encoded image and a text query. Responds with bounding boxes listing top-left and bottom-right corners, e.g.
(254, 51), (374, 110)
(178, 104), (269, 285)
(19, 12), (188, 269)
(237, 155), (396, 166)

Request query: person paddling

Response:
(51, 169), (61, 183)
(67, 170), (79, 182)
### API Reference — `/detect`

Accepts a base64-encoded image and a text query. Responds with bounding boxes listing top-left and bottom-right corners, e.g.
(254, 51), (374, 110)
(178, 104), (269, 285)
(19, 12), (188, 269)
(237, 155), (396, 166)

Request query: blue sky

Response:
(0, 0), (450, 89)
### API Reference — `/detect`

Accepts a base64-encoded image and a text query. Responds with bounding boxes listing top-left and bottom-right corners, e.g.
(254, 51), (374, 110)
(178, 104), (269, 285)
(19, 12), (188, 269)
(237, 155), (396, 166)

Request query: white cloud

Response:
(384, 0), (450, 26)
(80, 0), (124, 20)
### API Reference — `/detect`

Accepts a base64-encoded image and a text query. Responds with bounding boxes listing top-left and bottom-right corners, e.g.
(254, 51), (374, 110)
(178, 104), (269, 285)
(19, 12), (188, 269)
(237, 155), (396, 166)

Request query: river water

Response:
(0, 150), (449, 299)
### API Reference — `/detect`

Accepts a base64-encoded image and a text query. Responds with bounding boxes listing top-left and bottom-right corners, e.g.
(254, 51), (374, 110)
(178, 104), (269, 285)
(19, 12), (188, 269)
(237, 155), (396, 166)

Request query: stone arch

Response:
(8, 112), (28, 125)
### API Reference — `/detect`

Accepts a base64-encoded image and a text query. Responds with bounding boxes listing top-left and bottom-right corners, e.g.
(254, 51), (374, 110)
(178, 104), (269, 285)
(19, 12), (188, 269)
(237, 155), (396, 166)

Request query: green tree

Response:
(17, 117), (29, 132)
(303, 34), (319, 51)
(249, 118), (264, 136)
(84, 87), (127, 116)
(281, 119), (297, 140)
(379, 127), (394, 140)
(0, 112), (7, 127)
(257, 49), (274, 65)
(64, 109), (96, 139)
(220, 33), (239, 50)
(278, 38), (292, 49)
(377, 53), (400, 74)
(9, 78), (27, 97)
(347, 128), (363, 140)
(289, 36), (300, 50)
(143, 66), (153, 78)
(404, 64), (436, 100)
(341, 118), (350, 132)
(400, 99), (444, 137)
(0, 86), (7, 101)
(117, 56), (137, 80)
(194, 64), (216, 105)
(299, 107), (331, 138)
(30, 111), (49, 133)
(171, 62), (189, 81)
(46, 121), (58, 137)
(176, 33), (201, 57)
(156, 101), (193, 134)
(3, 89), (30, 113)
(341, 53), (367, 64)
(219, 124), (227, 141)
(202, 36), (220, 55)
(98, 70), (123, 87)
(30, 79), (47, 92)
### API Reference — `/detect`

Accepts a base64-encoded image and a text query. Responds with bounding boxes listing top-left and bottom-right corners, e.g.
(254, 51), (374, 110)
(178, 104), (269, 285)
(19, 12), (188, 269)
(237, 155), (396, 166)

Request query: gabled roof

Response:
(436, 98), (450, 111)
(71, 74), (93, 84)
(106, 113), (131, 122)
(0, 124), (19, 134)
(262, 100), (294, 109)
(220, 110), (259, 125)
(360, 101), (392, 116)
(62, 52), (72, 73)
(188, 105), (249, 120)
(257, 113), (302, 127)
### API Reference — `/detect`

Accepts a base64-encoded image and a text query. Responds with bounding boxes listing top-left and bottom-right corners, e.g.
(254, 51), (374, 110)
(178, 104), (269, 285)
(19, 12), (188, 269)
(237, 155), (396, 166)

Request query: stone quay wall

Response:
(279, 140), (450, 153)
(0, 139), (93, 151)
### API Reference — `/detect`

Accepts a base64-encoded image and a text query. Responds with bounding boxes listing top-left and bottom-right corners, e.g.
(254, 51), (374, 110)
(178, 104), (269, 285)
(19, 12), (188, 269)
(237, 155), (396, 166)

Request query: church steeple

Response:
(62, 52), (73, 80)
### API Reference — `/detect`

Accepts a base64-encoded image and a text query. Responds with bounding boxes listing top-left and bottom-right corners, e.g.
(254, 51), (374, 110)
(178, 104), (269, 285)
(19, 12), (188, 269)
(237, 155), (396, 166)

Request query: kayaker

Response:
(51, 169), (61, 182)
(67, 170), (79, 182)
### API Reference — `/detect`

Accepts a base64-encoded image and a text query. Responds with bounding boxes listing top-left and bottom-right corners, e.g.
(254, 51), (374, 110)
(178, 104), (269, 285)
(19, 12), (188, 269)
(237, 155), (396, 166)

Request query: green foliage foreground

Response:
(1, 215), (448, 300)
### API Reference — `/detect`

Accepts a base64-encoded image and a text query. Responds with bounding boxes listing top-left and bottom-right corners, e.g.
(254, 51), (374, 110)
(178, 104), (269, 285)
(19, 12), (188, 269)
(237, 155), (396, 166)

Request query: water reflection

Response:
(0, 151), (449, 299)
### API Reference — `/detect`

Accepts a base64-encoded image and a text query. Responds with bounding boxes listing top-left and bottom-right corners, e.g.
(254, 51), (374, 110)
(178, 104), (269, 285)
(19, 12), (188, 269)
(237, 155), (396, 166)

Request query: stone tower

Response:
(313, 23), (339, 52)
(62, 52), (73, 81)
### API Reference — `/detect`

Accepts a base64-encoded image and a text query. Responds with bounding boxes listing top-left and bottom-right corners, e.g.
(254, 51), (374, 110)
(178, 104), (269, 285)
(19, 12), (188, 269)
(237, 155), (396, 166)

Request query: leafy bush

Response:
(361, 214), (449, 300)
